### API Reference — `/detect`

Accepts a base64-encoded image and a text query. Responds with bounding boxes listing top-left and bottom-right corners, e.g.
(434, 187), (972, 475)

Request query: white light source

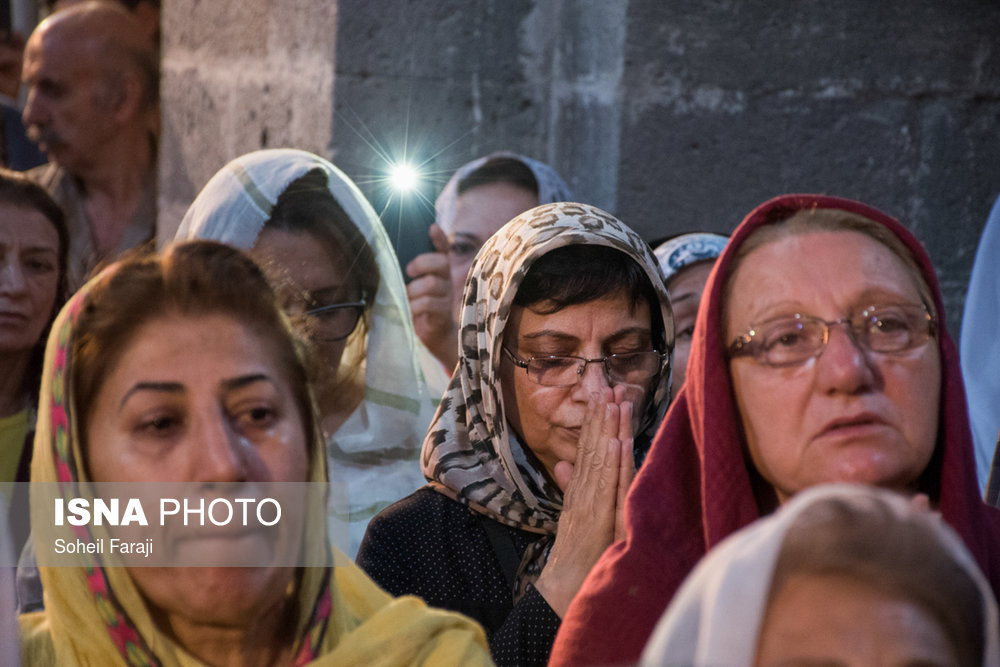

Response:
(388, 162), (419, 193)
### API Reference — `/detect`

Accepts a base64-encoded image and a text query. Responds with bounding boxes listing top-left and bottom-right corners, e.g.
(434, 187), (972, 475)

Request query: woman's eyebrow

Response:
(222, 374), (275, 392)
(604, 327), (652, 345)
(520, 327), (651, 345)
(23, 246), (59, 255)
(120, 382), (184, 409)
(520, 330), (578, 343)
(307, 286), (347, 301)
(669, 290), (699, 304)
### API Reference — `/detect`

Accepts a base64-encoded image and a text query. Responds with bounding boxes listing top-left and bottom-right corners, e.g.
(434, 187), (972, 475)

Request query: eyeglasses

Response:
(728, 303), (936, 367)
(305, 300), (366, 342)
(502, 346), (668, 388)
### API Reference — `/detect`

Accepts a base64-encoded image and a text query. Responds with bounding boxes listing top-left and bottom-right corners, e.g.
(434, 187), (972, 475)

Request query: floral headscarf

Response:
(551, 194), (1000, 666)
(434, 152), (573, 236)
(174, 148), (449, 556)
(421, 202), (674, 598)
(641, 484), (1000, 666)
(21, 253), (490, 666)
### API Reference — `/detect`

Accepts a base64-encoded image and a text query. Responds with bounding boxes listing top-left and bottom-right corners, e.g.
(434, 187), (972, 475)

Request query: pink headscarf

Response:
(550, 194), (1000, 666)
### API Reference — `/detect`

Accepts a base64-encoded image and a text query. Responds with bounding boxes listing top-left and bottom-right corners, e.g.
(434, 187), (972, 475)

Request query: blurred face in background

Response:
(252, 228), (359, 389)
(755, 573), (959, 667)
(665, 260), (714, 400)
(448, 182), (539, 320)
(0, 204), (60, 356)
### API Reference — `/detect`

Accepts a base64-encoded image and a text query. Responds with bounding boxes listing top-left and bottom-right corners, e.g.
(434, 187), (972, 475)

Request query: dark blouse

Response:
(357, 486), (561, 666)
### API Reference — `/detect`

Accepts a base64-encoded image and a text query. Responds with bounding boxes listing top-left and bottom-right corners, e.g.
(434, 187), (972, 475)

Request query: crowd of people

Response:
(1, 1), (1000, 665)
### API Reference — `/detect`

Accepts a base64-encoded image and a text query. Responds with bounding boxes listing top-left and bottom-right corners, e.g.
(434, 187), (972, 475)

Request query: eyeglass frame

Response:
(501, 345), (669, 388)
(727, 303), (937, 368)
(304, 299), (367, 342)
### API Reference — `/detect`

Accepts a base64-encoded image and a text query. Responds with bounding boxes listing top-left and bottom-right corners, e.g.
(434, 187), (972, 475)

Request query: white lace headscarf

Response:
(641, 484), (1000, 666)
(175, 148), (449, 556)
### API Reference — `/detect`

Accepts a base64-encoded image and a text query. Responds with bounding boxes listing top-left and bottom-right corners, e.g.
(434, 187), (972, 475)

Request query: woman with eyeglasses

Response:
(175, 149), (449, 557)
(551, 194), (1000, 667)
(357, 202), (674, 666)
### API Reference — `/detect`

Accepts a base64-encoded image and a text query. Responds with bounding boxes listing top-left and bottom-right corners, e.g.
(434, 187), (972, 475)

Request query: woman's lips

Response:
(0, 311), (29, 325)
(817, 413), (890, 440)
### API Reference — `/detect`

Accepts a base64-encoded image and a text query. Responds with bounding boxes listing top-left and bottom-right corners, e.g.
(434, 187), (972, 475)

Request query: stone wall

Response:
(330, 0), (1000, 335)
(159, 0), (338, 239)
(163, 1), (1000, 334)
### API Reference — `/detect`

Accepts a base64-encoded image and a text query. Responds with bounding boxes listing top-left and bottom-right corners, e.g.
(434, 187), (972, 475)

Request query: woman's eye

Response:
(676, 324), (695, 340)
(873, 314), (909, 333)
(772, 333), (802, 348)
(449, 242), (477, 257)
(533, 357), (573, 370)
(25, 257), (56, 274)
(234, 404), (278, 431)
(138, 415), (180, 437)
(763, 324), (807, 350)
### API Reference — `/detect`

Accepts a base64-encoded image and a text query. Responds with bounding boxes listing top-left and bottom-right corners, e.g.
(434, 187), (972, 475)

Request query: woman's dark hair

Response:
(514, 244), (666, 351)
(457, 157), (539, 198)
(0, 168), (69, 403)
(72, 241), (321, 479)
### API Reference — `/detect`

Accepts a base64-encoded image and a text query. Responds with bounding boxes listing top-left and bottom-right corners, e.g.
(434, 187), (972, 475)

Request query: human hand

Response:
(537, 386), (635, 616)
(406, 223), (459, 370)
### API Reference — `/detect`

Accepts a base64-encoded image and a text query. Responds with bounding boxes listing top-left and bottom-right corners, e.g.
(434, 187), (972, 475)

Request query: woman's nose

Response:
(816, 324), (878, 394)
(0, 259), (28, 295)
(575, 358), (612, 394)
(192, 412), (249, 483)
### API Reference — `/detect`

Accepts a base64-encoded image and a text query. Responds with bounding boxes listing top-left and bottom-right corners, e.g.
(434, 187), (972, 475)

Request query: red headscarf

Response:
(550, 194), (1000, 666)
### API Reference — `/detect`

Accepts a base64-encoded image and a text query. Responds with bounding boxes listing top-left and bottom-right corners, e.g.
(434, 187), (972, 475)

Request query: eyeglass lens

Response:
(745, 305), (932, 366)
(526, 352), (663, 387)
(308, 304), (363, 341)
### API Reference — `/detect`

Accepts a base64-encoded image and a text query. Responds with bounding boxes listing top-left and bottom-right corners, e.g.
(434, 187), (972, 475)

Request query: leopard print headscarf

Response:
(421, 202), (674, 598)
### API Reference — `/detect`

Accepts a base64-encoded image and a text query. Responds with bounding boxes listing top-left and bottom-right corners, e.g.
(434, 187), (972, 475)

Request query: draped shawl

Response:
(420, 201), (674, 597)
(20, 259), (489, 666)
(174, 149), (448, 556)
(640, 484), (1000, 666)
(550, 193), (1000, 666)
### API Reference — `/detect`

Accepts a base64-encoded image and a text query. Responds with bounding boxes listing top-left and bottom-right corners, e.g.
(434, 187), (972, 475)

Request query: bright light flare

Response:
(388, 162), (420, 193)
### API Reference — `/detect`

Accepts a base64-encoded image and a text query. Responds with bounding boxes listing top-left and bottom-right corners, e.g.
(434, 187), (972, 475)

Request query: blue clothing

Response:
(960, 194), (1000, 494)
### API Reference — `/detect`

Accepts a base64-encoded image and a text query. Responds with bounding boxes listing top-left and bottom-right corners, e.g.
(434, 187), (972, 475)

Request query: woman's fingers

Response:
(553, 460), (574, 493)
(428, 222), (450, 254)
(617, 399), (633, 443)
(568, 400), (621, 522)
(615, 437), (635, 541)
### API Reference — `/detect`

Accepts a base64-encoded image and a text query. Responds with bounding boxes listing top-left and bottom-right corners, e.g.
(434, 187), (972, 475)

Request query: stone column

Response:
(158, 0), (338, 241)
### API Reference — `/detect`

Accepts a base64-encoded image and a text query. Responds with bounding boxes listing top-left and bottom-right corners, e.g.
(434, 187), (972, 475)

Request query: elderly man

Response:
(21, 1), (158, 290)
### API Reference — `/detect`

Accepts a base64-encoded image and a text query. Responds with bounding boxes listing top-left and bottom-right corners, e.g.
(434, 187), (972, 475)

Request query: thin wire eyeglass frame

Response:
(501, 346), (669, 387)
(727, 303), (936, 368)
(305, 299), (367, 342)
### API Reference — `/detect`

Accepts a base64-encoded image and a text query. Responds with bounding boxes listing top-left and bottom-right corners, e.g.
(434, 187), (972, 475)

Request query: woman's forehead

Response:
(725, 228), (926, 324)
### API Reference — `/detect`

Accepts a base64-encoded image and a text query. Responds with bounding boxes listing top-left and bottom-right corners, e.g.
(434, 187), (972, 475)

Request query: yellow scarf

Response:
(21, 263), (490, 666)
